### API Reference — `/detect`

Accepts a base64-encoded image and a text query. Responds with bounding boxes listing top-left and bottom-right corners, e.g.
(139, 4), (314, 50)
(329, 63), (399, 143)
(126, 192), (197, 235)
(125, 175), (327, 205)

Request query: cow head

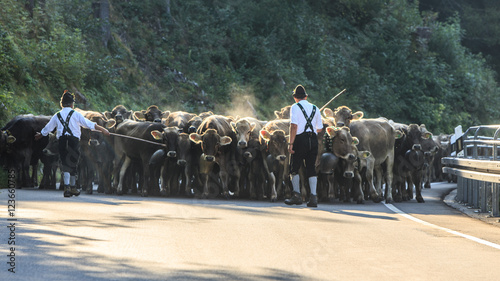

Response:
(274, 105), (291, 119)
(104, 105), (133, 124)
(260, 129), (289, 163)
(326, 126), (359, 161)
(324, 106), (363, 127)
(241, 138), (261, 163)
(135, 105), (170, 123)
(42, 133), (58, 156)
(406, 124), (432, 152)
(151, 127), (182, 158)
(187, 116), (203, 133)
(189, 129), (232, 162)
(340, 147), (371, 179)
(176, 133), (192, 166)
(0, 130), (16, 154)
(231, 119), (257, 148)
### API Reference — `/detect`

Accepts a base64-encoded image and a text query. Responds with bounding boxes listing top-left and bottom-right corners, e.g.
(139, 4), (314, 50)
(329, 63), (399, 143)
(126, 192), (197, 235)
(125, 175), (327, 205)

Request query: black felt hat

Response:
(292, 85), (307, 99)
(60, 90), (75, 105)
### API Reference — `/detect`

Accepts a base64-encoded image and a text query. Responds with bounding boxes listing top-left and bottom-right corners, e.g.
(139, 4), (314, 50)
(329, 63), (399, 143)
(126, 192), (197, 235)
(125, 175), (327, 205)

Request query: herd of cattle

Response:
(0, 104), (454, 204)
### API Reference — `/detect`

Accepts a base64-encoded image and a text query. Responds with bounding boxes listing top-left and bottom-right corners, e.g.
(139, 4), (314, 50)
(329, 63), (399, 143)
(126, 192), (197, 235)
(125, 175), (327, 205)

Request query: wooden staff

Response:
(319, 88), (347, 111)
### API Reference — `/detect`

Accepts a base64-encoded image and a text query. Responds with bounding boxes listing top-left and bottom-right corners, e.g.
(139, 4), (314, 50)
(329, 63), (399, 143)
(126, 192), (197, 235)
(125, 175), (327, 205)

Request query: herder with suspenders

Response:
(285, 85), (323, 207)
(35, 90), (110, 197)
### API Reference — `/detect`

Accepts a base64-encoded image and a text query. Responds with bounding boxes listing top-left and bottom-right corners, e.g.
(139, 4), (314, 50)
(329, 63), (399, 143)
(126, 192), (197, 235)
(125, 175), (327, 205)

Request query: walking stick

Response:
(319, 88), (347, 111)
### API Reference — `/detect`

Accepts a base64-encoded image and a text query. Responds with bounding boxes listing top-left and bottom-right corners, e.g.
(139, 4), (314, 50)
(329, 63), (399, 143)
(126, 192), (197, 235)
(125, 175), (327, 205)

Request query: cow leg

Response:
(365, 159), (381, 203)
(413, 170), (425, 203)
(354, 171), (364, 204)
(327, 174), (336, 202)
(269, 172), (277, 202)
(117, 156), (131, 195)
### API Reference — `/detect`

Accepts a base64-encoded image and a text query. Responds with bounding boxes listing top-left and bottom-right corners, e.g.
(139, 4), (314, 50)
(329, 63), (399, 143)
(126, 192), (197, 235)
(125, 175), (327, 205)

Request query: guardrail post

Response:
(456, 176), (462, 202)
(493, 183), (500, 217)
(472, 179), (480, 208)
(480, 181), (488, 213)
(467, 178), (472, 205)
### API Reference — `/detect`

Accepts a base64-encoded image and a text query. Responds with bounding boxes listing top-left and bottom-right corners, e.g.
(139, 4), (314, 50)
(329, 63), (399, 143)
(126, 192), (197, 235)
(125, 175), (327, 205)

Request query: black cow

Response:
(2, 115), (50, 188)
(112, 119), (166, 196)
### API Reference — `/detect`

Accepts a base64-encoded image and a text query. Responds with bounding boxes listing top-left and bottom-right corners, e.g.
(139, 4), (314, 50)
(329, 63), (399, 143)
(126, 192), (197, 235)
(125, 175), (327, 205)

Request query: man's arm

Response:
(94, 124), (110, 136)
(289, 123), (298, 154)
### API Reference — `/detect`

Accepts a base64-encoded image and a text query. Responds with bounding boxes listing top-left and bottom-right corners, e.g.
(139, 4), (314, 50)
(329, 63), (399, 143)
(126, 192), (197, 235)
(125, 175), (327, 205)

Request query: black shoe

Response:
(285, 192), (302, 205)
(63, 185), (72, 198)
(70, 186), (80, 197)
(307, 194), (318, 207)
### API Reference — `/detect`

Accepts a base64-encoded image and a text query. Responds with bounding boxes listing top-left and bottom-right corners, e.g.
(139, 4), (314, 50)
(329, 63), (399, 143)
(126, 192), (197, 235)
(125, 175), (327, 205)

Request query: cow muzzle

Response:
(177, 159), (187, 166)
(276, 155), (286, 162)
(412, 144), (421, 151)
(238, 140), (247, 148)
(243, 151), (253, 159)
(204, 155), (215, 162)
(167, 151), (177, 158)
(188, 126), (197, 133)
(344, 171), (354, 178)
(89, 139), (100, 146)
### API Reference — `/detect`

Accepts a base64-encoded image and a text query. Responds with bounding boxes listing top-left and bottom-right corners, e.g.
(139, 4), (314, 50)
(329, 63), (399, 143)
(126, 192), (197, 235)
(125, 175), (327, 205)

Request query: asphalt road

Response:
(1, 182), (500, 281)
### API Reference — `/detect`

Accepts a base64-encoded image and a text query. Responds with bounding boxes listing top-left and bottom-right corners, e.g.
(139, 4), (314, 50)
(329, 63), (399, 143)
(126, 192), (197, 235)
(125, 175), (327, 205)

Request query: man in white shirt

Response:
(285, 85), (323, 207)
(35, 90), (109, 197)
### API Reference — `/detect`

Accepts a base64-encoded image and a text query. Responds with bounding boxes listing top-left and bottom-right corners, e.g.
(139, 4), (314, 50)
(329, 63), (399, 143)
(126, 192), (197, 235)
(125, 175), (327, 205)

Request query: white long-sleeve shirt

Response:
(41, 107), (96, 139)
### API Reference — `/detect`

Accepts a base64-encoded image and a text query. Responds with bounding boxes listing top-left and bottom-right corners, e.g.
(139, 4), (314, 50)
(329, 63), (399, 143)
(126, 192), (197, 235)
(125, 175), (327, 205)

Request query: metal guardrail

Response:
(442, 125), (500, 217)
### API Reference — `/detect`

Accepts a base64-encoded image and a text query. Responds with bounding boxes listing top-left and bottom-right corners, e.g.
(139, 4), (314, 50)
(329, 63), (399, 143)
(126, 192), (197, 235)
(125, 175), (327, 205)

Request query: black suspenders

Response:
(296, 103), (316, 133)
(57, 110), (75, 136)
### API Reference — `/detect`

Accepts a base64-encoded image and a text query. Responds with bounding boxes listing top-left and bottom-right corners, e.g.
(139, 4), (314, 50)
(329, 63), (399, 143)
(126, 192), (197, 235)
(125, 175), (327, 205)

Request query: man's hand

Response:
(34, 132), (43, 141)
(288, 144), (294, 154)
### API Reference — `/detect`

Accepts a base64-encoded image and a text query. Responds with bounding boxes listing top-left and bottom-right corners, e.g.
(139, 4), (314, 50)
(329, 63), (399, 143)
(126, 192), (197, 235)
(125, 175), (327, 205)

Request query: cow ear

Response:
(162, 111), (170, 119)
(352, 137), (359, 145)
(106, 119), (116, 129)
(250, 122), (256, 131)
(422, 132), (432, 139)
(352, 111), (364, 120)
(323, 108), (334, 118)
(189, 133), (202, 144)
(7, 135), (16, 144)
(134, 111), (145, 120)
(220, 136), (232, 146)
(274, 111), (281, 119)
(151, 130), (163, 140)
(260, 130), (271, 141)
(103, 111), (112, 119)
(326, 126), (335, 137)
(395, 129), (404, 140)
(359, 150), (371, 159)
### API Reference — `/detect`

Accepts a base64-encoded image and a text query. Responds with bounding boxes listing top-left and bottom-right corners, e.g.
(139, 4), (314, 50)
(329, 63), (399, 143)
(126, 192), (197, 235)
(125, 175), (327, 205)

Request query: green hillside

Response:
(1, 0), (499, 133)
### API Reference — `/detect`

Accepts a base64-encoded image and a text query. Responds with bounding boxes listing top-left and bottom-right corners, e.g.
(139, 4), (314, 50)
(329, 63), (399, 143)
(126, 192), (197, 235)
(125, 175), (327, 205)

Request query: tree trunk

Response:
(100, 0), (111, 47)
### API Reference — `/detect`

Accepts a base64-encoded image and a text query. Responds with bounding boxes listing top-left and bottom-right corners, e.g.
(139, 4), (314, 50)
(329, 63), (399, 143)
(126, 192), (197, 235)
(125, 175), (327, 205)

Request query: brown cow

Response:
(260, 119), (291, 201)
(274, 105), (291, 119)
(103, 105), (134, 124)
(164, 111), (197, 133)
(76, 109), (116, 194)
(348, 118), (399, 203)
(189, 115), (240, 199)
(134, 105), (170, 123)
(324, 106), (363, 127)
(231, 117), (268, 199)
(324, 126), (371, 203)
(391, 122), (433, 203)
(150, 126), (182, 196)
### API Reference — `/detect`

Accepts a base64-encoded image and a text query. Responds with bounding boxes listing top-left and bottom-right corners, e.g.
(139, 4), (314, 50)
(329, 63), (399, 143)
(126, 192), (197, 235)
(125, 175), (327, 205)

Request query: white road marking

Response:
(384, 203), (500, 250)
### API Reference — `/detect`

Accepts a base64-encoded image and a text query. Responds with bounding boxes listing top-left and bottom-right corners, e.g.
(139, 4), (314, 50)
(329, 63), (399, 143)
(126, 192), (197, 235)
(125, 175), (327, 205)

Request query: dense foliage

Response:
(1, 0), (499, 133)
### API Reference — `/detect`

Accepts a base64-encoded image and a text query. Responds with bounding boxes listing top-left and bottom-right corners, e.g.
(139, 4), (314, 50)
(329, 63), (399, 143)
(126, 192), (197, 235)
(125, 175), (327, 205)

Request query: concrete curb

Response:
(443, 188), (500, 228)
